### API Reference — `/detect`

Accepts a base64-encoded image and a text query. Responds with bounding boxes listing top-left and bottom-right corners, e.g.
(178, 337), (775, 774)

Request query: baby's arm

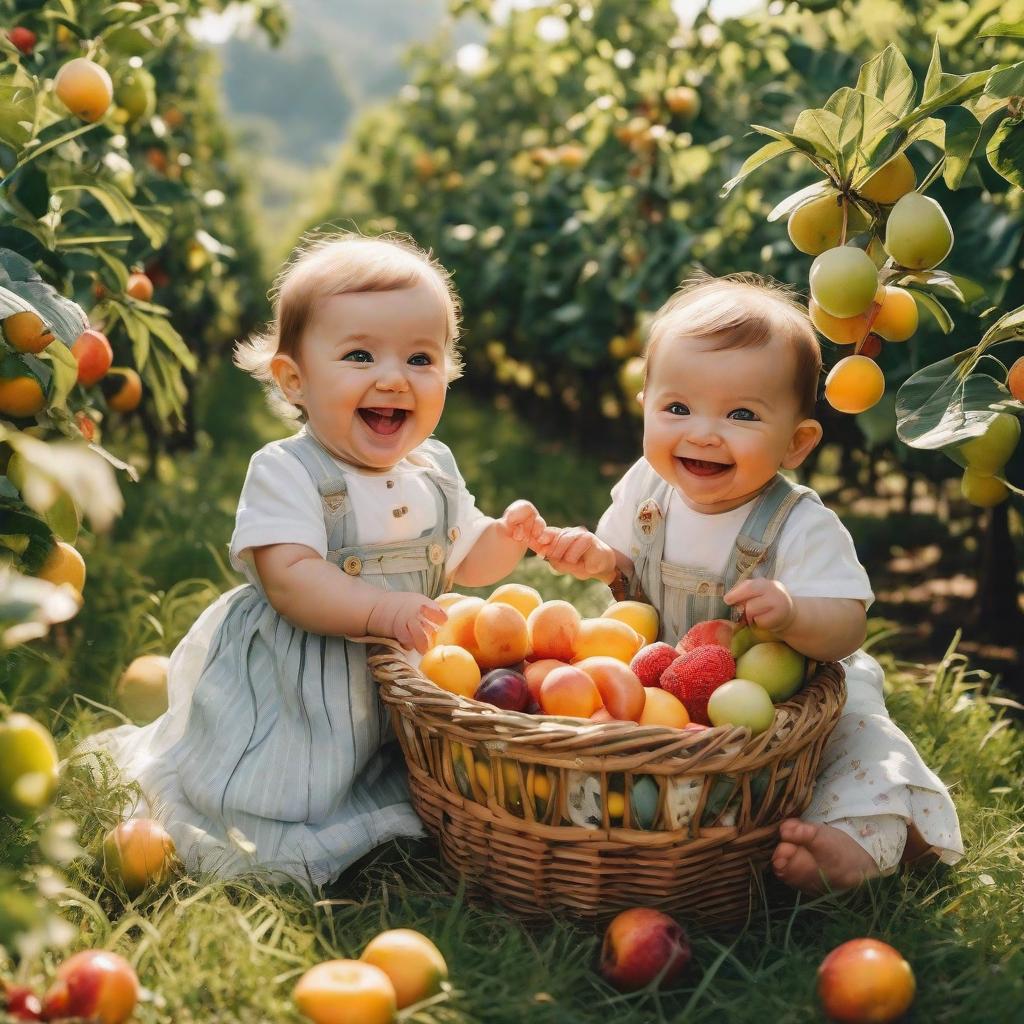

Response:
(534, 526), (633, 585)
(252, 543), (445, 653)
(453, 500), (547, 587)
(723, 578), (865, 663)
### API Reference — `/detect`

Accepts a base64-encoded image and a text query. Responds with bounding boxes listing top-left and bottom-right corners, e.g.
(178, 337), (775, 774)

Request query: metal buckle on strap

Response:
(322, 492), (347, 513)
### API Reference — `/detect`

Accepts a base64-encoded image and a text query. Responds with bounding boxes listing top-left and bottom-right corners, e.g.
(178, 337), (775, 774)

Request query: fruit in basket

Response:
(293, 959), (396, 1024)
(528, 600), (581, 661)
(638, 687), (689, 728)
(817, 938), (915, 1023)
(524, 658), (567, 701)
(359, 929), (448, 1010)
(435, 592), (467, 610)
(706, 679), (775, 735)
(573, 617), (644, 662)
(539, 665), (603, 718)
(600, 600), (659, 644)
(734, 642), (806, 701)
(660, 645), (736, 726)
(729, 625), (775, 658)
(574, 657), (646, 721)
(41, 950), (139, 1024)
(600, 908), (691, 991)
(677, 618), (736, 653)
(528, 767), (552, 816)
(473, 602), (530, 670)
(630, 642), (680, 686)
(629, 775), (660, 828)
(486, 582), (543, 619)
(431, 596), (484, 656)
(474, 668), (530, 712)
(420, 645), (481, 698)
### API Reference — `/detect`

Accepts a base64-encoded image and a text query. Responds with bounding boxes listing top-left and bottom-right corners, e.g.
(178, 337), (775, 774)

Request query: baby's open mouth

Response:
(678, 456), (732, 477)
(359, 407), (408, 435)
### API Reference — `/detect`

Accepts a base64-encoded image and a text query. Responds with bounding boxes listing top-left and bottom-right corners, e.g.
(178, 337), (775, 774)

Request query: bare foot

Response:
(771, 819), (880, 895)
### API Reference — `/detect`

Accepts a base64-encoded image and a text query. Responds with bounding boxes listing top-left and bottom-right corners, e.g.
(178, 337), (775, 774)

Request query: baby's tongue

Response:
(360, 408), (405, 435)
(683, 457), (729, 477)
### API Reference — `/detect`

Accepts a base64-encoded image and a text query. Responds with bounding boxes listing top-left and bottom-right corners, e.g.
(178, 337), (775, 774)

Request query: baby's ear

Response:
(782, 417), (823, 469)
(271, 352), (303, 405)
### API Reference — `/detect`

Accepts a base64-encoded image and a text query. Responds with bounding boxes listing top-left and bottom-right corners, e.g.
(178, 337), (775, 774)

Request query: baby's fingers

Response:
(421, 601), (448, 627)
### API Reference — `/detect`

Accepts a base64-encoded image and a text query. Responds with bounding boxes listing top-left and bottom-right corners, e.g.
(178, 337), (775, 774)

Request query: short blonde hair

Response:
(645, 272), (822, 419)
(235, 231), (464, 421)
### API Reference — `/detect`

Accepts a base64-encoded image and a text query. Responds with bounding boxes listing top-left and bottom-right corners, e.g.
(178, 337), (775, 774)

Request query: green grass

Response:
(3, 364), (1023, 1022)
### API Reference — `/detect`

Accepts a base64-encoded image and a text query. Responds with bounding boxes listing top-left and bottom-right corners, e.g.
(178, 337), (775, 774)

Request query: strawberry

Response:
(660, 644), (735, 725)
(629, 642), (680, 687)
(677, 618), (736, 653)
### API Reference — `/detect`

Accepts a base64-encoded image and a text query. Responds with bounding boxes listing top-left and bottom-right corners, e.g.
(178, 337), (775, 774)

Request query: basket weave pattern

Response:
(369, 645), (845, 924)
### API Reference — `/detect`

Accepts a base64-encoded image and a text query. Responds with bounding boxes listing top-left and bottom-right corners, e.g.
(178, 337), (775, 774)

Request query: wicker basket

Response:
(369, 644), (845, 926)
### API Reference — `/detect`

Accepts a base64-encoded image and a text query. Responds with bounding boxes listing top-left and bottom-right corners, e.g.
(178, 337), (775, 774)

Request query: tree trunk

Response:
(974, 502), (1023, 643)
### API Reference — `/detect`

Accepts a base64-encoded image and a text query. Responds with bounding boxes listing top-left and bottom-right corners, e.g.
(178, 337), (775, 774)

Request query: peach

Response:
(961, 468), (1009, 508)
(430, 596), (484, 657)
(55, 58), (113, 122)
(884, 193), (953, 270)
(817, 938), (915, 1023)
(590, 707), (615, 723)
(125, 272), (153, 301)
(601, 600), (659, 644)
(486, 582), (542, 619)
(808, 287), (883, 346)
(523, 658), (568, 702)
(858, 153), (916, 204)
(42, 950), (138, 1024)
(527, 600), (581, 662)
(788, 193), (869, 256)
(573, 617), (644, 663)
(638, 687), (690, 729)
(539, 665), (602, 719)
(474, 601), (530, 670)
(600, 908), (691, 991)
(359, 929), (447, 1010)
(2, 311), (54, 353)
(872, 286), (918, 342)
(573, 657), (646, 721)
(0, 712), (60, 819)
(825, 355), (885, 414)
(419, 645), (480, 698)
(102, 819), (176, 896)
(71, 328), (113, 387)
(434, 592), (466, 610)
(1008, 356), (1024, 402)
(3, 983), (43, 1019)
(809, 246), (879, 318)
(293, 960), (396, 1024)
(37, 540), (86, 595)
(115, 654), (169, 723)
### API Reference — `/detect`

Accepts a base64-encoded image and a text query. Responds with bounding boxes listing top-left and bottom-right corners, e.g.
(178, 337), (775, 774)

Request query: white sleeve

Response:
(229, 445), (329, 574)
(445, 461), (495, 574)
(773, 500), (874, 608)
(595, 459), (645, 554)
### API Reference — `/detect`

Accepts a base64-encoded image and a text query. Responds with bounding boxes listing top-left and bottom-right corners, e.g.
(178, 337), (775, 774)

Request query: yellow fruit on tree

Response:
(787, 193), (868, 256)
(0, 373), (46, 417)
(858, 153), (916, 204)
(884, 193), (953, 270)
(808, 246), (879, 318)
(961, 469), (1009, 508)
(54, 57), (113, 122)
(0, 713), (60, 818)
(3, 311), (54, 353)
(872, 286), (918, 342)
(808, 286), (884, 345)
(956, 413), (1021, 475)
(359, 929), (448, 1010)
(824, 355), (885, 414)
(37, 540), (86, 594)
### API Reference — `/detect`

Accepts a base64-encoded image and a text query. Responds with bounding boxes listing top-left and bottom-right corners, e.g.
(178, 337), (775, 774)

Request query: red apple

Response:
(599, 908), (691, 991)
(42, 950), (138, 1024)
(3, 983), (43, 1020)
(817, 938), (915, 1023)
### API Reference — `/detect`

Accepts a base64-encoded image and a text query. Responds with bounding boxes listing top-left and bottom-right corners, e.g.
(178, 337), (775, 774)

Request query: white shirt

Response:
(229, 441), (493, 587)
(596, 459), (874, 606)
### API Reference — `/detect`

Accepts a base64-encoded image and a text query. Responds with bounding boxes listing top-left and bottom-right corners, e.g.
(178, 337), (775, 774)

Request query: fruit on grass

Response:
(601, 600), (659, 644)
(54, 58), (113, 122)
(41, 950), (139, 1024)
(884, 193), (953, 270)
(706, 679), (775, 735)
(293, 959), (396, 1024)
(817, 938), (915, 1024)
(825, 355), (885, 414)
(574, 657), (646, 721)
(787, 193), (868, 255)
(527, 600), (581, 662)
(8, 27), (36, 56)
(858, 153), (916, 205)
(102, 818), (176, 895)
(809, 246), (879, 318)
(539, 665), (602, 718)
(956, 412), (1020, 475)
(419, 645), (480, 698)
(630, 642), (679, 686)
(660, 644), (735, 725)
(573, 617), (644, 663)
(638, 687), (690, 729)
(474, 668), (529, 712)
(474, 601), (530, 670)
(871, 286), (918, 342)
(72, 328), (113, 387)
(37, 540), (86, 594)
(734, 642), (805, 701)
(359, 929), (448, 1010)
(664, 85), (700, 119)
(3, 983), (43, 1019)
(0, 713), (60, 818)
(113, 67), (155, 123)
(600, 908), (691, 991)
(961, 469), (1009, 508)
(125, 271), (154, 301)
(523, 658), (567, 702)
(486, 582), (542, 619)
(0, 372), (46, 417)
(677, 618), (735, 653)
(102, 367), (143, 412)
(431, 596), (484, 656)
(1008, 357), (1024, 402)
(3, 311), (54, 353)
(115, 653), (170, 722)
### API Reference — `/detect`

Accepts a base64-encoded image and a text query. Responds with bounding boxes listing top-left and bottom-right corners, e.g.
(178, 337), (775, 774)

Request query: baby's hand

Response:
(723, 578), (796, 634)
(534, 525), (617, 581)
(367, 591), (447, 654)
(497, 499), (547, 547)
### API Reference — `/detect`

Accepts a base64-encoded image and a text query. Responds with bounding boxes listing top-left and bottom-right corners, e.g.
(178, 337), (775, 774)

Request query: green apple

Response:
(0, 713), (60, 818)
(707, 680), (774, 736)
(884, 193), (953, 270)
(957, 413), (1020, 476)
(808, 246), (878, 318)
(735, 642), (806, 701)
(730, 626), (757, 659)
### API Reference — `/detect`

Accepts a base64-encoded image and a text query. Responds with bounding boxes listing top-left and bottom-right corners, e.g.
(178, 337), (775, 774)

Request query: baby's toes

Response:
(778, 818), (818, 846)
(772, 841), (798, 871)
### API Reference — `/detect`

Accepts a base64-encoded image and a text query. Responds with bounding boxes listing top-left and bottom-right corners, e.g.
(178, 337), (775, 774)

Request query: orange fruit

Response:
(0, 373), (46, 417)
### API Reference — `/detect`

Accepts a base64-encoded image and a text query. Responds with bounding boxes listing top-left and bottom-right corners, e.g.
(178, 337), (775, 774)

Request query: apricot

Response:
(574, 657), (646, 721)
(115, 654), (169, 722)
(858, 153), (916, 204)
(125, 271), (154, 301)
(419, 644), (480, 698)
(54, 57), (113, 122)
(101, 367), (143, 412)
(430, 596), (484, 656)
(638, 687), (690, 728)
(72, 328), (113, 387)
(293, 960), (396, 1024)
(486, 582), (542, 619)
(527, 600), (581, 661)
(808, 284), (884, 345)
(1008, 357), (1024, 402)
(102, 818), (176, 896)
(435, 592), (467, 610)
(664, 85), (700, 120)
(872, 286), (918, 342)
(474, 602), (530, 669)
(809, 246), (879, 319)
(359, 929), (447, 1010)
(37, 540), (86, 595)
(601, 600), (659, 644)
(2, 311), (54, 353)
(817, 938), (915, 1023)
(0, 373), (46, 417)
(884, 193), (953, 270)
(523, 658), (568, 702)
(957, 412), (1020, 475)
(573, 617), (644, 663)
(0, 712), (60, 819)
(590, 707), (615, 723)
(787, 193), (868, 256)
(539, 665), (603, 718)
(961, 469), (1009, 508)
(600, 908), (691, 991)
(825, 355), (885, 414)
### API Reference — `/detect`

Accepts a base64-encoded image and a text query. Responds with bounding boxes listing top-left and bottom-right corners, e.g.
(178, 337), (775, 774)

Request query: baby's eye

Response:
(341, 349), (373, 363)
(408, 352), (433, 366)
(728, 408), (759, 421)
(666, 402), (690, 416)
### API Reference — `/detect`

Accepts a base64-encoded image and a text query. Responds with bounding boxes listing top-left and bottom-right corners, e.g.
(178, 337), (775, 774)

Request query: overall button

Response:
(696, 581), (711, 595)
(448, 526), (460, 542)
(428, 543), (444, 565)
(343, 555), (362, 576)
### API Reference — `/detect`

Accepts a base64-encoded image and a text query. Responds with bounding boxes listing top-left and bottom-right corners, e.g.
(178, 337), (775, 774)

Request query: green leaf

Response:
(938, 106), (982, 190)
(986, 115), (1024, 188)
(108, 302), (150, 371)
(909, 290), (954, 333)
(855, 44), (916, 119)
(986, 61), (1024, 100)
(1, 122), (100, 184)
(790, 107), (843, 163)
(978, 20), (1024, 39)
(136, 311), (197, 373)
(979, 303), (1024, 347)
(894, 270), (964, 304)
(720, 138), (794, 195)
(0, 250), (88, 347)
(767, 179), (834, 223)
(40, 338), (78, 410)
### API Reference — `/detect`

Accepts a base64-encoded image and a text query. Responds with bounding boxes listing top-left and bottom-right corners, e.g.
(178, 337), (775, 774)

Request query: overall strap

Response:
(277, 429), (354, 550)
(412, 438), (462, 583)
(627, 462), (674, 608)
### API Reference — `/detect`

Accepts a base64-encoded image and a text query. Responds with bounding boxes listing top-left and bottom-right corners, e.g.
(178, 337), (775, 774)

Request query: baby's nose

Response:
(374, 367), (411, 392)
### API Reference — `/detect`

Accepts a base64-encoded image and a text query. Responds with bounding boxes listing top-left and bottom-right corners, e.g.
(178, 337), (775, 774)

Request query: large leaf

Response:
(979, 303), (1024, 347)
(0, 248), (87, 347)
(979, 20), (1024, 39)
(40, 339), (78, 410)
(766, 179), (834, 222)
(720, 138), (794, 195)
(985, 61), (1024, 100)
(855, 44), (916, 120)
(894, 270), (964, 304)
(937, 106), (982, 190)
(790, 107), (843, 163)
(909, 290), (954, 334)
(986, 115), (1024, 188)
(0, 285), (35, 318)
